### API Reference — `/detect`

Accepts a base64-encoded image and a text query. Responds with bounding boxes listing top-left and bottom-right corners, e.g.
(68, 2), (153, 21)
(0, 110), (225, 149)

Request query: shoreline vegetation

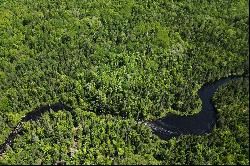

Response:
(1, 75), (245, 156)
(0, 77), (248, 165)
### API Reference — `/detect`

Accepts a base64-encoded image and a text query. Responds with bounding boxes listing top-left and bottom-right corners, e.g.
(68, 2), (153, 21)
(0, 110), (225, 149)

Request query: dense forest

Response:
(0, 0), (249, 165)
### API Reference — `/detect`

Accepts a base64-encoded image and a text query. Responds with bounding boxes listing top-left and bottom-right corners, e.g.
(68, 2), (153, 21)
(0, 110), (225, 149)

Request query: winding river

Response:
(146, 76), (242, 139)
(0, 76), (244, 155)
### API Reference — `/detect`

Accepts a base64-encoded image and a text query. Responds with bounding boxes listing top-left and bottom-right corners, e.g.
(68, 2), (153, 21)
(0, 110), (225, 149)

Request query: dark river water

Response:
(147, 76), (241, 139)
(0, 76), (243, 155)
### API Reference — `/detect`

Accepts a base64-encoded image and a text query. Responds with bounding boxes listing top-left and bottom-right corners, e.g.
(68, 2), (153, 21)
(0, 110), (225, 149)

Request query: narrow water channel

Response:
(0, 103), (77, 155)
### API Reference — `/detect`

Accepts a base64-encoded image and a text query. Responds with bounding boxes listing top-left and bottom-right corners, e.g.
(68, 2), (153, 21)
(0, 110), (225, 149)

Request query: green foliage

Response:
(1, 110), (160, 165)
(0, 0), (249, 165)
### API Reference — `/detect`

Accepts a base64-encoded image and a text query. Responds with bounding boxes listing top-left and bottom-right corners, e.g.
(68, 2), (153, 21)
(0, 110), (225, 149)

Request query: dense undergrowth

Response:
(0, 0), (249, 165)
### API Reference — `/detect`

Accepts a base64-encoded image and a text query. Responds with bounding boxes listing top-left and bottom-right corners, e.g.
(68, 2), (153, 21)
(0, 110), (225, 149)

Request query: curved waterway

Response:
(146, 76), (242, 139)
(0, 76), (244, 155)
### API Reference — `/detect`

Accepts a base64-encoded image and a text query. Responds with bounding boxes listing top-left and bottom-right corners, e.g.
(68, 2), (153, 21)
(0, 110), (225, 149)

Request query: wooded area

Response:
(0, 0), (248, 165)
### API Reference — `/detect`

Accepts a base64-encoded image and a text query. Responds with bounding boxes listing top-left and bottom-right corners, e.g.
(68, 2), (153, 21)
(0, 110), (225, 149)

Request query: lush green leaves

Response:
(0, 0), (248, 165)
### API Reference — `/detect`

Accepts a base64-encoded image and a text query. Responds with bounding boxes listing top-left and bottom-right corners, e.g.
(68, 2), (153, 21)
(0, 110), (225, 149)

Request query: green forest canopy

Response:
(0, 0), (249, 165)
